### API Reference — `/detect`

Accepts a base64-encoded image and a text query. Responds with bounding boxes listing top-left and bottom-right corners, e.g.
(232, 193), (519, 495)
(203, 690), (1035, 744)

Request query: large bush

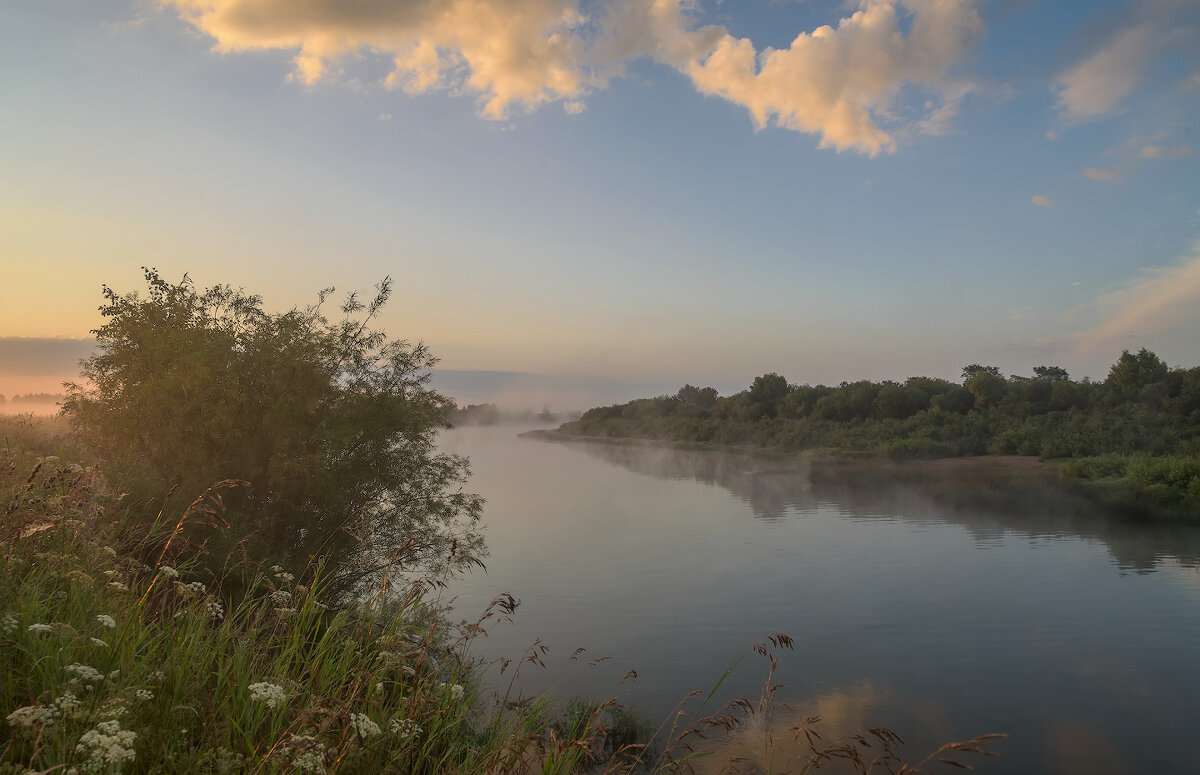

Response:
(63, 269), (482, 581)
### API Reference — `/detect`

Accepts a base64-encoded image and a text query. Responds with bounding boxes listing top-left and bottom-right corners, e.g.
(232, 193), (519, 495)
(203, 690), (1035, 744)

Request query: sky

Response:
(2, 0), (1199, 408)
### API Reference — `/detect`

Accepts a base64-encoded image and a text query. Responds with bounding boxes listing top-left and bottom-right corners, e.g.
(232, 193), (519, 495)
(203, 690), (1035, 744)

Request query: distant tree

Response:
(63, 269), (483, 581)
(1032, 365), (1070, 382)
(779, 384), (833, 419)
(749, 373), (789, 405)
(676, 384), (718, 409)
(961, 364), (1002, 382)
(1106, 348), (1169, 399)
(930, 386), (974, 414)
(964, 369), (1007, 410)
(745, 373), (790, 419)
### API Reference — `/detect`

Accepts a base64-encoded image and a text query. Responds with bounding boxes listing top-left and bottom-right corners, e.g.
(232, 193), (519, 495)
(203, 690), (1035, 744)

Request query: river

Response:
(438, 425), (1200, 774)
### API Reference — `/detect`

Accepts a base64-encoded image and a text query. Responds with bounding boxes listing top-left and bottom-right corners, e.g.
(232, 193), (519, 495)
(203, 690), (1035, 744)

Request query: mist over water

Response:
(440, 426), (1200, 773)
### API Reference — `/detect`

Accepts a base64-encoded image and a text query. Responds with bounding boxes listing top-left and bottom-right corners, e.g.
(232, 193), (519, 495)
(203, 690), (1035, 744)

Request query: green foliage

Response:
(0, 447), (571, 775)
(675, 384), (718, 409)
(558, 350), (1200, 517)
(1033, 365), (1070, 381)
(1106, 348), (1169, 399)
(62, 269), (483, 581)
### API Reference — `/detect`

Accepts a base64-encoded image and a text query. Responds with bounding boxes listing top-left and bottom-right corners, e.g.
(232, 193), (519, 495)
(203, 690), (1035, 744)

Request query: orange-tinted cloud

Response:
(158, 0), (985, 155)
(1074, 244), (1200, 353)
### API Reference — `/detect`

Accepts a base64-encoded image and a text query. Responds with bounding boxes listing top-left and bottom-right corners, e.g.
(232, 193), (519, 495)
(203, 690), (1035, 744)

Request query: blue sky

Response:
(2, 0), (1198, 406)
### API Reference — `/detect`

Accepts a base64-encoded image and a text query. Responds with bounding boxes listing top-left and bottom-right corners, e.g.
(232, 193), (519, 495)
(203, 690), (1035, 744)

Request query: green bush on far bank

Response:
(557, 350), (1200, 519)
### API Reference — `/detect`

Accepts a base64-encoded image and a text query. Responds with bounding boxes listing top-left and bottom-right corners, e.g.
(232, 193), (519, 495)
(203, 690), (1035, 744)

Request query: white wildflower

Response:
(401, 665), (416, 677)
(76, 719), (137, 770)
(2, 615), (17, 634)
(64, 663), (105, 683)
(269, 590), (291, 604)
(96, 614), (117, 629)
(389, 717), (422, 737)
(291, 743), (327, 774)
(158, 566), (179, 578)
(449, 683), (465, 701)
(27, 623), (52, 633)
(104, 570), (119, 578)
(90, 638), (109, 648)
(274, 607), (297, 616)
(56, 692), (80, 712)
(206, 601), (224, 621)
(175, 581), (206, 597)
(108, 581), (129, 592)
(6, 704), (58, 729)
(270, 565), (282, 573)
(135, 689), (153, 701)
(101, 546), (117, 557)
(248, 682), (287, 709)
(151, 670), (166, 682)
(348, 713), (381, 739)
(373, 681), (384, 695)
(108, 669), (121, 681)
(274, 571), (295, 583)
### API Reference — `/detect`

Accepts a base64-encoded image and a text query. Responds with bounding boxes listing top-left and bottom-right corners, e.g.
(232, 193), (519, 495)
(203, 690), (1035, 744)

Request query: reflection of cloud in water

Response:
(1045, 722), (1131, 775)
(688, 681), (997, 775)
(534, 435), (1200, 573)
(691, 681), (887, 775)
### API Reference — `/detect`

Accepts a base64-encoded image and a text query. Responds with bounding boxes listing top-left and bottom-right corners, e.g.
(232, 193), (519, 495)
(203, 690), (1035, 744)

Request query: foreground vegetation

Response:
(557, 351), (1200, 519)
(1, 416), (1002, 773)
(3, 271), (1003, 772)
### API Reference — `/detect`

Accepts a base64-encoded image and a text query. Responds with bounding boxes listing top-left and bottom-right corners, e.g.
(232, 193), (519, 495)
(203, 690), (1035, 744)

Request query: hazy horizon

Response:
(0, 336), (1180, 415)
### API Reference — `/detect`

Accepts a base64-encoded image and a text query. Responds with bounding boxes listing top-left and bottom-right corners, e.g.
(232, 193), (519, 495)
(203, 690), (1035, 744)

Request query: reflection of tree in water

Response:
(546, 437), (816, 520)
(537, 435), (1200, 573)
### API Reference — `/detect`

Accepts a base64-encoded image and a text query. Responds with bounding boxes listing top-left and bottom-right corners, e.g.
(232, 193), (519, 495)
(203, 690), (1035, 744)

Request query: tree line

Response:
(558, 349), (1200, 516)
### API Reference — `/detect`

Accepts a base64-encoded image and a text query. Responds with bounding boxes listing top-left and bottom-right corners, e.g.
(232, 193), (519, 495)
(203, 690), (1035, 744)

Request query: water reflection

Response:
(531, 434), (1200, 574)
(446, 429), (1200, 774)
(687, 680), (1007, 775)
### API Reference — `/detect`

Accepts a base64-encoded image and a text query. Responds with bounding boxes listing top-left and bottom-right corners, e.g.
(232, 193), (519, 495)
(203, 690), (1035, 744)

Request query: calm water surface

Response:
(439, 426), (1200, 774)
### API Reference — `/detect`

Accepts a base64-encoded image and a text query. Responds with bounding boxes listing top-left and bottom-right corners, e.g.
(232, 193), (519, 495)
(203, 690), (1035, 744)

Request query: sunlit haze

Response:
(3, 0), (1199, 407)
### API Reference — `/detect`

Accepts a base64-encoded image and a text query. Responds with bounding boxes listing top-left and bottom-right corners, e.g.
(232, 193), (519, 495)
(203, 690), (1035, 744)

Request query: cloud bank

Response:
(1074, 244), (1200, 354)
(159, 0), (985, 154)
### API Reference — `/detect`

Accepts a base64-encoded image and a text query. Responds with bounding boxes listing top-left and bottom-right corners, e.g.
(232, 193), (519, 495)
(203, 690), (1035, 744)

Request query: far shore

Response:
(519, 427), (1048, 472)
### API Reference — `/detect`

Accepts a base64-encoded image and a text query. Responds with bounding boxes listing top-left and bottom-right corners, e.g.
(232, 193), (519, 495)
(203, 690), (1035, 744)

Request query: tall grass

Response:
(1, 415), (1002, 773)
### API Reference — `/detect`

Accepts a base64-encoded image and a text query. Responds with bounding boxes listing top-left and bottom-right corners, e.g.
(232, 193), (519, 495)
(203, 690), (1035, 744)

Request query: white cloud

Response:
(158, 0), (986, 155)
(1074, 245), (1200, 353)
(1055, 23), (1156, 120)
(1140, 143), (1193, 159)
(679, 0), (984, 155)
(1054, 0), (1200, 121)
(1031, 195), (1052, 207)
(1083, 167), (1121, 180)
(562, 99), (585, 115)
